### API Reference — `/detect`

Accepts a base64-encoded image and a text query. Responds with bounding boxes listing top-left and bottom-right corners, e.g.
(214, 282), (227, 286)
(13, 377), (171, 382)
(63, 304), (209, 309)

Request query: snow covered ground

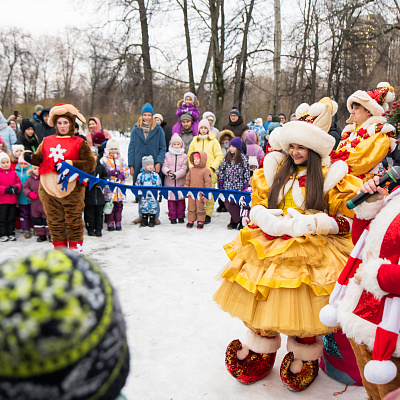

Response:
(0, 134), (366, 399)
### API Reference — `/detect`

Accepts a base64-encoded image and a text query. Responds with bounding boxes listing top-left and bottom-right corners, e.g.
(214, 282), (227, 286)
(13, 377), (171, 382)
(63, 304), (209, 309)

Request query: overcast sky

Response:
(3, 0), (94, 35)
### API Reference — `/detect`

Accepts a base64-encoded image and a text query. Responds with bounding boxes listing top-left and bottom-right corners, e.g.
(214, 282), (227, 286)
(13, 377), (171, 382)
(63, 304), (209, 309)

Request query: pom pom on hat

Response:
(0, 250), (130, 400)
(364, 360), (398, 385)
(230, 137), (242, 151)
(296, 103), (310, 119)
(93, 131), (106, 145)
(154, 113), (163, 122)
(229, 107), (241, 117)
(319, 303), (339, 327)
(141, 103), (154, 115)
(12, 144), (24, 156)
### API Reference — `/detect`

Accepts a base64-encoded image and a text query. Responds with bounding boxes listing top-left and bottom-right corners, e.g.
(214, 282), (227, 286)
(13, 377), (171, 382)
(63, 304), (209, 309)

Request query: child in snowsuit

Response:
(0, 153), (21, 241)
(15, 156), (32, 239)
(218, 137), (251, 230)
(23, 165), (49, 242)
(162, 134), (188, 224)
(100, 138), (129, 231)
(184, 151), (212, 229)
(172, 92), (200, 136)
(135, 155), (162, 228)
(84, 146), (109, 237)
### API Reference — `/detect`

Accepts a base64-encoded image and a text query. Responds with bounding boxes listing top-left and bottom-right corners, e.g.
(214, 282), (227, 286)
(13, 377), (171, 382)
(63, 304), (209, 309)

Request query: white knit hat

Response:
(154, 113), (163, 122)
(106, 138), (119, 151)
(12, 144), (24, 156)
(0, 152), (10, 163)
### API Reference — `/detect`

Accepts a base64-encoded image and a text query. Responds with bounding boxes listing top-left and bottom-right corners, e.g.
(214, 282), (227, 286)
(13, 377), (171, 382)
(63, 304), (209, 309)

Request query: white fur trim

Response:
(331, 101), (338, 117)
(278, 121), (335, 158)
(295, 103), (310, 119)
(315, 213), (335, 235)
(378, 82), (391, 88)
(263, 151), (285, 187)
(319, 303), (339, 327)
(309, 102), (325, 117)
(244, 330), (281, 354)
(364, 360), (398, 385)
(321, 156), (331, 167)
(287, 336), (323, 361)
(268, 127), (283, 151)
(360, 258), (390, 300)
(323, 160), (348, 194)
(354, 198), (385, 220)
(347, 90), (385, 116)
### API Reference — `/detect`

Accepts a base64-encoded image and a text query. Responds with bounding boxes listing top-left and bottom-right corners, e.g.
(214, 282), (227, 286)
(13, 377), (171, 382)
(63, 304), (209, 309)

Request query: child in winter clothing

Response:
(15, 119), (39, 153)
(218, 137), (250, 230)
(203, 111), (220, 139)
(180, 114), (195, 154)
(84, 146), (109, 237)
(135, 155), (162, 228)
(188, 119), (223, 223)
(9, 144), (24, 170)
(242, 129), (264, 163)
(0, 153), (21, 241)
(173, 92), (200, 136)
(162, 134), (188, 224)
(100, 138), (129, 231)
(184, 151), (212, 229)
(23, 165), (50, 242)
(15, 156), (32, 239)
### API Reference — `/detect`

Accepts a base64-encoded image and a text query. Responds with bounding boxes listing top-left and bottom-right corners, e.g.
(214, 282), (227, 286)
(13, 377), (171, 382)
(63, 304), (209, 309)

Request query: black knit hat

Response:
(0, 250), (130, 399)
(21, 118), (34, 133)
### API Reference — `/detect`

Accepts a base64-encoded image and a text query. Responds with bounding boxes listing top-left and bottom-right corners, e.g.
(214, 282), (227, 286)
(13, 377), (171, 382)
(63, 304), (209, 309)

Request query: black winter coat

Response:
(84, 162), (109, 206)
(329, 122), (342, 150)
(16, 132), (39, 152)
(161, 121), (173, 146)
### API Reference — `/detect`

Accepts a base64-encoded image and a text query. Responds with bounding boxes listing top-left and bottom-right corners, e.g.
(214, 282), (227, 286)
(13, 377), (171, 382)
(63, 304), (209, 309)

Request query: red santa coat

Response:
(337, 189), (400, 383)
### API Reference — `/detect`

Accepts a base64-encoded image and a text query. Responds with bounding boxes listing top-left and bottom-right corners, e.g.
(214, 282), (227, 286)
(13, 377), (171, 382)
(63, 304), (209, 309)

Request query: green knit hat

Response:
(0, 250), (130, 399)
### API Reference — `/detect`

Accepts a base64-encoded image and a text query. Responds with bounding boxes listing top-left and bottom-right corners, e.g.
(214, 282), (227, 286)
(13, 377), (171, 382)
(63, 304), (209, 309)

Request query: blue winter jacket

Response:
(0, 112), (17, 149)
(128, 123), (166, 184)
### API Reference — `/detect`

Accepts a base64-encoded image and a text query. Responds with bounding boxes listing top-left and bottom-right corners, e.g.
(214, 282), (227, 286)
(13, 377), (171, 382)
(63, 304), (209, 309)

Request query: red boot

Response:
(225, 330), (281, 384)
(69, 240), (84, 254)
(280, 336), (323, 391)
(53, 240), (68, 249)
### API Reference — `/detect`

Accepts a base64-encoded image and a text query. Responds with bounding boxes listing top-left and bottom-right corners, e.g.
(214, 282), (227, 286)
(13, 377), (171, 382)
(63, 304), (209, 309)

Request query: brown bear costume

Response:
(24, 104), (96, 252)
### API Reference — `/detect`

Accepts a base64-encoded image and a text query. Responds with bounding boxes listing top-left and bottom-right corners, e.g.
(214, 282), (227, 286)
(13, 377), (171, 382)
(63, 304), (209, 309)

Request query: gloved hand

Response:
(218, 179), (224, 189)
(109, 169), (119, 177)
(158, 192), (163, 202)
(187, 110), (192, 115)
(181, 109), (188, 115)
(29, 192), (38, 200)
(288, 208), (336, 235)
(117, 172), (125, 181)
(170, 173), (176, 180)
(23, 151), (32, 163)
(243, 182), (250, 191)
(4, 186), (13, 194)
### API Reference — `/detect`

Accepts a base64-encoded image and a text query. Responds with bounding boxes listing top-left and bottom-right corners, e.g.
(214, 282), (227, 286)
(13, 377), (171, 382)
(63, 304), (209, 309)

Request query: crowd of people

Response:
(0, 82), (400, 399)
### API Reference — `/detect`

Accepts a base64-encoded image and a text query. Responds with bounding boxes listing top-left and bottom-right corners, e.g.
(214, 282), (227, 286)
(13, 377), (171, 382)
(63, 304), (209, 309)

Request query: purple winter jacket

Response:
(243, 130), (264, 163)
(0, 167), (21, 205)
(162, 149), (188, 200)
(172, 103), (200, 136)
(23, 173), (45, 215)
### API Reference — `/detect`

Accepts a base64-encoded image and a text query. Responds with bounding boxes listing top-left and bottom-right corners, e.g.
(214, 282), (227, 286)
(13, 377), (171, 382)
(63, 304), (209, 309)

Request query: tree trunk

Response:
(137, 0), (153, 104)
(273, 0), (281, 114)
(233, 0), (255, 112)
(181, 0), (195, 93)
(197, 40), (213, 101)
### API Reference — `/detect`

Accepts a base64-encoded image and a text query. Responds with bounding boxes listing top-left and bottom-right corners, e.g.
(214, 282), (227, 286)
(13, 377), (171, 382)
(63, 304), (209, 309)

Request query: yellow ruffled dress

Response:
(214, 164), (362, 338)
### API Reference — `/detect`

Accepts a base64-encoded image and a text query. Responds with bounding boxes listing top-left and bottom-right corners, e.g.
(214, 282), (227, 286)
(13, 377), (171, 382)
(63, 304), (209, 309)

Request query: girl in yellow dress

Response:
(213, 99), (362, 391)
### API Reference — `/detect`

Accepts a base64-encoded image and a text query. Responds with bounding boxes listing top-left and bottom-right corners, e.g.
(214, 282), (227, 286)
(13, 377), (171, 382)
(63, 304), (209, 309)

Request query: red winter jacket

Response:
(0, 167), (21, 204)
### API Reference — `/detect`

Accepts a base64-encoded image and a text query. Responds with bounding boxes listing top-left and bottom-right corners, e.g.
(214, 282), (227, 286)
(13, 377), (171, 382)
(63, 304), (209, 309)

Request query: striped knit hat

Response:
(0, 250), (130, 399)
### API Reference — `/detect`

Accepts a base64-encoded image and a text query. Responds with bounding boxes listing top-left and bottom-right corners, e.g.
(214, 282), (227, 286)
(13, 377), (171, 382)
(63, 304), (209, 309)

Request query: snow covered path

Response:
(0, 135), (366, 399)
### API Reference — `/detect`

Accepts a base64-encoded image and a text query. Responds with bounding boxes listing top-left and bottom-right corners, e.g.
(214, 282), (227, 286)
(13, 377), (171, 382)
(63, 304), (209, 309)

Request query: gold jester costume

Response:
(214, 98), (362, 391)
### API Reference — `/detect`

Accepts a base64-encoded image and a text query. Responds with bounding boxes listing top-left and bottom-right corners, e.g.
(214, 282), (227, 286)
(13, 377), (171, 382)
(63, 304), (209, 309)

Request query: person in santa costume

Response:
(332, 82), (396, 183)
(23, 104), (96, 252)
(332, 178), (400, 400)
(213, 98), (362, 391)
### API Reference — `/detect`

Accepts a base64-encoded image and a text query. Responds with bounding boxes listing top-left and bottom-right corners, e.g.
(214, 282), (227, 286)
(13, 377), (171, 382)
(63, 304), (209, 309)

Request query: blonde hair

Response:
(137, 116), (157, 131)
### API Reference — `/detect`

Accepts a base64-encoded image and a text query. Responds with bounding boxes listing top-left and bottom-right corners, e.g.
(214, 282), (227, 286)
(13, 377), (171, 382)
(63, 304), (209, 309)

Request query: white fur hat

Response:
(346, 82), (395, 118)
(12, 144), (24, 156)
(0, 152), (10, 163)
(269, 97), (336, 163)
(184, 92), (196, 104)
(106, 138), (119, 151)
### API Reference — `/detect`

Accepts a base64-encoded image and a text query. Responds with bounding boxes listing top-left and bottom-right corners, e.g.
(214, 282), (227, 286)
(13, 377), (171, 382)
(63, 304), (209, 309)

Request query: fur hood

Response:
(177, 98), (200, 108)
(218, 129), (235, 145)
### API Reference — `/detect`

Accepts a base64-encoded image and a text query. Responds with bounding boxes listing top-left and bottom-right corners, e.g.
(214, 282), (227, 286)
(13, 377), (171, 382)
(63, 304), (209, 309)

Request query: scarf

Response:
(169, 146), (185, 155)
(142, 121), (150, 139)
(198, 134), (209, 140)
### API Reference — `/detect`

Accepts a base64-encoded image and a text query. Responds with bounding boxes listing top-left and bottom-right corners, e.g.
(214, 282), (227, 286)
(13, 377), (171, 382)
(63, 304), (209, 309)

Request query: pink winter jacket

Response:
(162, 150), (188, 200)
(0, 167), (21, 204)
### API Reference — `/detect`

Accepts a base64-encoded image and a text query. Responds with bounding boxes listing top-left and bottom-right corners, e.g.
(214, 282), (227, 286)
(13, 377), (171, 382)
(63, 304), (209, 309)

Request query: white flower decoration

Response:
(48, 144), (67, 163)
